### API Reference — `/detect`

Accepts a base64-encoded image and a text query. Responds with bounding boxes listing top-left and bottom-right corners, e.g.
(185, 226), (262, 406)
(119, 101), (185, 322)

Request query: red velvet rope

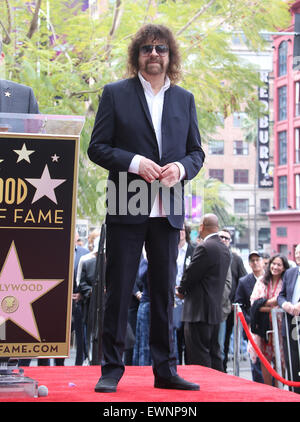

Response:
(237, 308), (300, 387)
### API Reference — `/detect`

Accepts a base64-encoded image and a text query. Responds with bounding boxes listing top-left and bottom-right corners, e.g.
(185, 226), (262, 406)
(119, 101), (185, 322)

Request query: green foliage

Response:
(0, 0), (291, 223)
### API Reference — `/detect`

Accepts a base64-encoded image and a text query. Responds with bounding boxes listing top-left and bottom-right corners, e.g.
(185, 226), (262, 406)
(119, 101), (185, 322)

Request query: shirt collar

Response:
(179, 242), (188, 253)
(203, 233), (218, 242)
(138, 71), (170, 95)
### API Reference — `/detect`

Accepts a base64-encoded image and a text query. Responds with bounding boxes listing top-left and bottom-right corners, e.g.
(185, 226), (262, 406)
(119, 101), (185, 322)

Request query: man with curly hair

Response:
(88, 24), (204, 393)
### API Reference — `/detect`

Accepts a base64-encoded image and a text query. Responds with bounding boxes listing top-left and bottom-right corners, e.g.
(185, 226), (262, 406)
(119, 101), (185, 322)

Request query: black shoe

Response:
(94, 377), (118, 393)
(154, 374), (200, 391)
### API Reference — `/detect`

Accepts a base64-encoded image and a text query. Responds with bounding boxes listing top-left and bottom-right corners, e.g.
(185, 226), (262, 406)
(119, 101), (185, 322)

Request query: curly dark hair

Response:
(262, 253), (289, 286)
(127, 24), (181, 84)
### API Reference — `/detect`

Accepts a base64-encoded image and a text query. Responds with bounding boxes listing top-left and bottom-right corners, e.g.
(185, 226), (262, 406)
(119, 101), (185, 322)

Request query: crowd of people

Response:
(74, 221), (300, 393)
(232, 244), (300, 392)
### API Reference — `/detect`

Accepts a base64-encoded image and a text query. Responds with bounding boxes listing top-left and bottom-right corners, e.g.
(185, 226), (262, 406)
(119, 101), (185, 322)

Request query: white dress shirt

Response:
(176, 242), (188, 287)
(128, 72), (185, 217)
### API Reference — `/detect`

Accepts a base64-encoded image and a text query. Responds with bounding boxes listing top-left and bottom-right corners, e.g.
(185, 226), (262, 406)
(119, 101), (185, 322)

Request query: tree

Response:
(0, 0), (291, 223)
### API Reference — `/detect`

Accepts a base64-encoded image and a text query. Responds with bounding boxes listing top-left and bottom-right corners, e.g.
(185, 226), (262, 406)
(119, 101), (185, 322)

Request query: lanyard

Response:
(266, 277), (281, 298)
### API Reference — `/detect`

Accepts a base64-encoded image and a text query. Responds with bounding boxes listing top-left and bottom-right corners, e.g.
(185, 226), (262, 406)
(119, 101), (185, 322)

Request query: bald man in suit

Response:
(177, 214), (231, 371)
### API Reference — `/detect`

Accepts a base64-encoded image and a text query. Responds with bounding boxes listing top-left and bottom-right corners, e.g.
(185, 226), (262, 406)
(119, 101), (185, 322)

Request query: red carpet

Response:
(1, 365), (300, 403)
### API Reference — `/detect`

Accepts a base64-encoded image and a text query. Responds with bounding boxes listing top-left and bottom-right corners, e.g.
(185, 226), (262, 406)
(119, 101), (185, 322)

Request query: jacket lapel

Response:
(133, 77), (155, 133)
(161, 86), (172, 157)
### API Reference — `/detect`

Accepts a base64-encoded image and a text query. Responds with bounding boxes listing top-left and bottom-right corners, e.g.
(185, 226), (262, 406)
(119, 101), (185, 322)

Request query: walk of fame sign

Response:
(0, 113), (84, 359)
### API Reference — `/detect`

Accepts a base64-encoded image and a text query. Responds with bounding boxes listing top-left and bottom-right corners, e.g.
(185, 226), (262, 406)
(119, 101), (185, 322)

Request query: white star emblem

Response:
(51, 154), (60, 162)
(0, 242), (63, 340)
(25, 164), (66, 204)
(13, 143), (35, 163)
(4, 91), (11, 97)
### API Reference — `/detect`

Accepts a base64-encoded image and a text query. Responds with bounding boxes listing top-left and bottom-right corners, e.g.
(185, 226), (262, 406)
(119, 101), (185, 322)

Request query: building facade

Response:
(203, 112), (273, 255)
(203, 35), (274, 256)
(267, 1), (300, 261)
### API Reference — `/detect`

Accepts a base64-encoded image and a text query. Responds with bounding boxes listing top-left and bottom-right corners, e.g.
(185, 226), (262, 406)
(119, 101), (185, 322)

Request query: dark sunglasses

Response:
(140, 44), (169, 56)
(220, 235), (230, 241)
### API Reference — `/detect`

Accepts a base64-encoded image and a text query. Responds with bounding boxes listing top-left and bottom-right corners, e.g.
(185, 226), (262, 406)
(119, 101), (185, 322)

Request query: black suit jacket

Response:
(235, 273), (256, 324)
(78, 256), (97, 323)
(277, 266), (300, 336)
(230, 252), (247, 302)
(0, 79), (39, 133)
(179, 234), (231, 324)
(0, 79), (39, 113)
(79, 256), (96, 298)
(88, 77), (205, 229)
(183, 243), (195, 270)
(73, 246), (89, 293)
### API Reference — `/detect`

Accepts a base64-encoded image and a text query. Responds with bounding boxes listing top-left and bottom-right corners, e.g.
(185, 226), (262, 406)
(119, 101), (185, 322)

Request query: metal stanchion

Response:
(233, 303), (241, 377)
(271, 308), (284, 389)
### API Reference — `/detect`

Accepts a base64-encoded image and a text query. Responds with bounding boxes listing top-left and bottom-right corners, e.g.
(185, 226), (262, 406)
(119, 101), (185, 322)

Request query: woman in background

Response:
(249, 254), (289, 386)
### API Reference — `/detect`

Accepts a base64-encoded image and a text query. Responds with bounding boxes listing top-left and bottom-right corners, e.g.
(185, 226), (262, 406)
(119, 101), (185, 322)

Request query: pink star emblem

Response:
(0, 242), (63, 340)
(25, 164), (66, 204)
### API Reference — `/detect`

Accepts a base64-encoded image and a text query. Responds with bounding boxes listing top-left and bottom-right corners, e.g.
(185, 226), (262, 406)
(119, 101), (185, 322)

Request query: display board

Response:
(0, 113), (84, 359)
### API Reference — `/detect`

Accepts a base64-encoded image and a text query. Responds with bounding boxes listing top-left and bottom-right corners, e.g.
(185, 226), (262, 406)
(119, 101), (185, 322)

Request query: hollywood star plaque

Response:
(0, 113), (85, 360)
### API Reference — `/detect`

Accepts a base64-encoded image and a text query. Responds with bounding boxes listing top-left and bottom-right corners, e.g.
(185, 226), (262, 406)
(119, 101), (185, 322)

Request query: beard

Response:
(143, 58), (166, 75)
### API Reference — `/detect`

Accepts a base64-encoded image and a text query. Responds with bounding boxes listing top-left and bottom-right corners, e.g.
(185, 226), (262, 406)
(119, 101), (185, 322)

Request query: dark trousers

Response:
(184, 321), (224, 371)
(101, 218), (180, 381)
(73, 301), (86, 365)
(250, 358), (264, 383)
(283, 331), (300, 394)
(123, 298), (139, 365)
(176, 325), (186, 365)
(223, 310), (234, 372)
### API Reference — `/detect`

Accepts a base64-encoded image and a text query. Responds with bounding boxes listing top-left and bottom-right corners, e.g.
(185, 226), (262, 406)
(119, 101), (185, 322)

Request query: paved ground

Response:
(227, 354), (253, 381)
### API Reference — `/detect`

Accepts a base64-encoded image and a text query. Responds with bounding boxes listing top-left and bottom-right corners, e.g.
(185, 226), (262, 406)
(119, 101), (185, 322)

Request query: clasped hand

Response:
(138, 157), (180, 187)
(175, 286), (184, 300)
(282, 301), (300, 316)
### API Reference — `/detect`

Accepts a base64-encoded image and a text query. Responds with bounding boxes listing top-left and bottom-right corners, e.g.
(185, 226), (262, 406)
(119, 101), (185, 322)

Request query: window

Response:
(234, 169), (248, 184)
(296, 174), (300, 210)
(260, 199), (270, 213)
(278, 86), (287, 121)
(278, 131), (287, 165)
(216, 113), (224, 127)
(234, 198), (249, 213)
(258, 228), (271, 244)
(277, 227), (287, 237)
(231, 33), (247, 45)
(296, 128), (300, 164)
(208, 140), (224, 155)
(233, 140), (249, 155)
(209, 169), (224, 182)
(278, 41), (287, 77)
(278, 175), (287, 209)
(279, 244), (288, 256)
(296, 82), (300, 117)
(233, 112), (246, 127)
